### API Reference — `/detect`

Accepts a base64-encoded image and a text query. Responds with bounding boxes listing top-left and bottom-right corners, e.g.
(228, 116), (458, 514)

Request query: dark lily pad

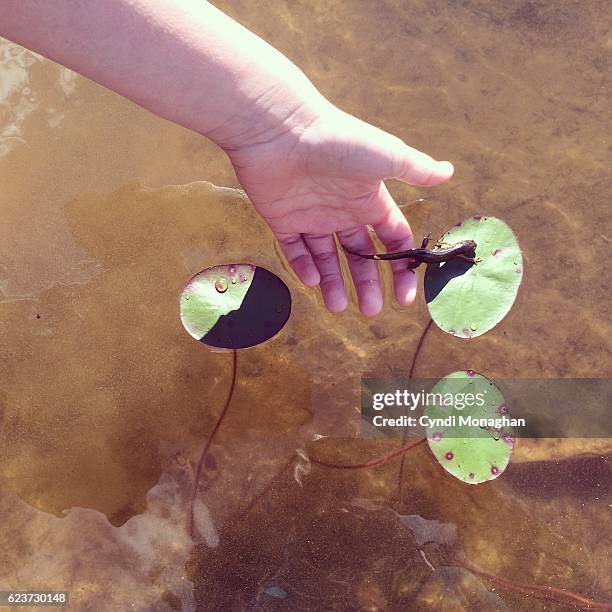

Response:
(425, 371), (514, 484)
(424, 216), (523, 338)
(180, 264), (291, 349)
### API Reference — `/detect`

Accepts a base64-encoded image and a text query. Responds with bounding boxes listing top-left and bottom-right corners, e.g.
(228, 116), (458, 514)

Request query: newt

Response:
(344, 233), (479, 271)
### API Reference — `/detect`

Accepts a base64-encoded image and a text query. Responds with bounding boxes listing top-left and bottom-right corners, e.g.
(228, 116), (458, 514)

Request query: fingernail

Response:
(438, 160), (454, 176)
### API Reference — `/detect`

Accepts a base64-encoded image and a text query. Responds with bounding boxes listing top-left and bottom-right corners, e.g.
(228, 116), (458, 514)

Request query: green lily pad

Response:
(424, 371), (514, 484)
(180, 264), (254, 339)
(424, 216), (523, 338)
(180, 264), (291, 349)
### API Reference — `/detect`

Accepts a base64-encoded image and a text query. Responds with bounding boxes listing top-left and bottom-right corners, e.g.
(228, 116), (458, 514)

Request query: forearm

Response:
(1, 0), (328, 149)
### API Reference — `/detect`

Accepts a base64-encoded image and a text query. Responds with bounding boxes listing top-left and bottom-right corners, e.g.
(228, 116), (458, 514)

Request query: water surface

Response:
(0, 0), (610, 609)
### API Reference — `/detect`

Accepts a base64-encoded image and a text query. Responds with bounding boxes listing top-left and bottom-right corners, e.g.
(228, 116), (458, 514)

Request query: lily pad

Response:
(424, 216), (522, 338)
(180, 264), (291, 349)
(424, 371), (514, 484)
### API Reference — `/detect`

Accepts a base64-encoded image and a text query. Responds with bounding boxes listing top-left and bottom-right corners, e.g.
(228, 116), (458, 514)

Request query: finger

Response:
(337, 226), (383, 317)
(276, 233), (320, 287)
(303, 234), (348, 313)
(372, 185), (419, 306)
(387, 138), (454, 187)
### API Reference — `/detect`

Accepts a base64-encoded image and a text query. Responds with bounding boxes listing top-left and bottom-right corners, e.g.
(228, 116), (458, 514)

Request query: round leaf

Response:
(180, 264), (291, 349)
(424, 216), (523, 338)
(425, 371), (514, 484)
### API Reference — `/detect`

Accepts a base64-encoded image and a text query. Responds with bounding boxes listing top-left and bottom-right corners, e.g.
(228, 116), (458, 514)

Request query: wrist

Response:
(203, 61), (332, 153)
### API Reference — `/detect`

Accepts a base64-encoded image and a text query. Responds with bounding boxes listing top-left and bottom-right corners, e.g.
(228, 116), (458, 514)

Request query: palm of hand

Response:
(227, 110), (453, 315)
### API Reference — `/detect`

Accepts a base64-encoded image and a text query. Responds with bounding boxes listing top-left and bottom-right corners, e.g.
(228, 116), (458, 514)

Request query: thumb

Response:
(388, 138), (454, 187)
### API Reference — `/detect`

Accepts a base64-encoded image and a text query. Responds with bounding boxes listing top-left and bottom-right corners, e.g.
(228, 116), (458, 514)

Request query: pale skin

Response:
(2, 0), (454, 316)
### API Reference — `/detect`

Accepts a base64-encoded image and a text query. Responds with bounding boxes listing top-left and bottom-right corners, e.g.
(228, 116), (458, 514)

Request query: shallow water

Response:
(0, 0), (610, 610)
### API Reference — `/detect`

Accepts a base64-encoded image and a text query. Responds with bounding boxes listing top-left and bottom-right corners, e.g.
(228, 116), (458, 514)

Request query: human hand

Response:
(226, 105), (454, 316)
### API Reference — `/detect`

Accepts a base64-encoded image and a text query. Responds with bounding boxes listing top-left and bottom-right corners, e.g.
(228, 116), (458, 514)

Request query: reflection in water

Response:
(0, 41), (42, 159)
(1, 0), (611, 609)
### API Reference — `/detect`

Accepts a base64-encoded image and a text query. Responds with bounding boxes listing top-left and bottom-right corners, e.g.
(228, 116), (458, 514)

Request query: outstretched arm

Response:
(2, 0), (454, 315)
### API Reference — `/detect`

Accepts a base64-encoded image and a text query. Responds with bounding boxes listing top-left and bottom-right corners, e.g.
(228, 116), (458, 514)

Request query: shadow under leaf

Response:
(424, 259), (476, 303)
